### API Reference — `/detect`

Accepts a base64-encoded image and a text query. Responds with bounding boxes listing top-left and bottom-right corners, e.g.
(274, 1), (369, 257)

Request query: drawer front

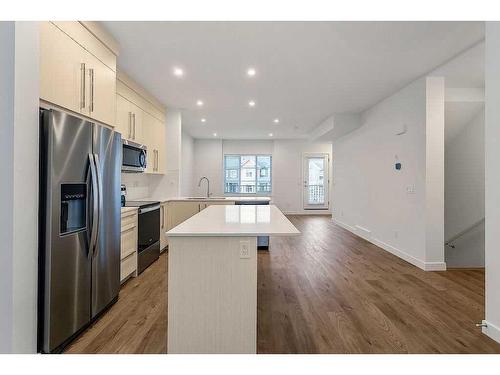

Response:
(121, 225), (137, 259)
(121, 211), (137, 231)
(120, 252), (137, 283)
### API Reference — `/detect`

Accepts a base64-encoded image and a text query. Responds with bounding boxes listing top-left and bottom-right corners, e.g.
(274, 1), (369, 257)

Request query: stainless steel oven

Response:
(122, 140), (147, 172)
(123, 200), (160, 274)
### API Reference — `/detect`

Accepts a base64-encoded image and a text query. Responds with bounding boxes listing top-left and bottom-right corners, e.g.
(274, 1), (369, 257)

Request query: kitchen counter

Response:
(167, 204), (299, 237)
(166, 204), (299, 354)
(145, 196), (271, 203)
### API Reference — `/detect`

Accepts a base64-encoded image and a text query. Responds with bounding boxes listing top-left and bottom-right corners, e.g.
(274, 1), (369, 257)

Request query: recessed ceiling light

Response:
(173, 67), (184, 77)
(248, 100), (256, 107)
(201, 118), (206, 123)
(268, 133), (274, 137)
(196, 100), (204, 106)
(213, 132), (217, 137)
(247, 68), (256, 77)
(273, 118), (280, 123)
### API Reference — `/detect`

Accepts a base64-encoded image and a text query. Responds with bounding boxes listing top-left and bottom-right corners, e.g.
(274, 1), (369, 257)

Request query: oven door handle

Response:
(139, 204), (160, 214)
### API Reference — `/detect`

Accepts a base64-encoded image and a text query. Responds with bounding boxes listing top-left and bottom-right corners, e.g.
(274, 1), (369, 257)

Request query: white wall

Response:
(483, 21), (500, 343)
(180, 131), (194, 196)
(333, 78), (427, 268)
(192, 139), (224, 196)
(190, 139), (332, 214)
(0, 21), (39, 353)
(445, 108), (485, 268)
(272, 140), (332, 214)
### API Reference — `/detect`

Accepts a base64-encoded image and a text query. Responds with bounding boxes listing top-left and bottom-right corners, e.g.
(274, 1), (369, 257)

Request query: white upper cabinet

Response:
(116, 71), (166, 174)
(40, 22), (117, 127)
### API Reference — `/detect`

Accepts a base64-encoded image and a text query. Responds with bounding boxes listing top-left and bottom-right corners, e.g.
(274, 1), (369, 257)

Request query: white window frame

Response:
(223, 154), (272, 196)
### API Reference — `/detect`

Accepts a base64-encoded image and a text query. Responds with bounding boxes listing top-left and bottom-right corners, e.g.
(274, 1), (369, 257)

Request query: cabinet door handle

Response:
(80, 63), (86, 110)
(128, 112), (132, 139)
(89, 68), (95, 113)
(132, 113), (136, 140)
(161, 206), (164, 228)
(155, 150), (158, 171)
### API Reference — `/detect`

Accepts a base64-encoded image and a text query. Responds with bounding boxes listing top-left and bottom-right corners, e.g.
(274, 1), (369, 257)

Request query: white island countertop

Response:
(147, 196), (271, 203)
(166, 204), (300, 237)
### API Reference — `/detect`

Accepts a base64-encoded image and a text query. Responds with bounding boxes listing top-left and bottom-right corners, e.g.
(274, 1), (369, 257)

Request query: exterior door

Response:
(40, 109), (93, 352)
(303, 154), (329, 210)
(91, 124), (122, 318)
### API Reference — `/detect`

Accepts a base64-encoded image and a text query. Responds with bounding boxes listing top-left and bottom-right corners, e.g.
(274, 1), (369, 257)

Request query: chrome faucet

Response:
(198, 176), (211, 198)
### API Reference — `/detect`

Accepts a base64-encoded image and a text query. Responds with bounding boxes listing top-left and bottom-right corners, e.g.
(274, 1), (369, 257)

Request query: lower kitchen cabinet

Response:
(160, 202), (169, 251)
(120, 209), (138, 283)
(167, 200), (235, 231)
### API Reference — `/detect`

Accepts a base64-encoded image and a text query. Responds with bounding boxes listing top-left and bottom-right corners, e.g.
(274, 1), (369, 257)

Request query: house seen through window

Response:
(224, 155), (271, 194)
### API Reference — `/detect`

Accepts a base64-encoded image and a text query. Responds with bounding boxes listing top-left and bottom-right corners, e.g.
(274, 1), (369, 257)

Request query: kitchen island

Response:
(166, 204), (300, 353)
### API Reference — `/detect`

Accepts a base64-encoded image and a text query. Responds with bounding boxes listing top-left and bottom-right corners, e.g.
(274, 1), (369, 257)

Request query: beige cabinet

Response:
(115, 94), (133, 139)
(160, 202), (169, 251)
(40, 21), (86, 115)
(121, 209), (138, 283)
(40, 22), (116, 127)
(168, 202), (201, 230)
(153, 117), (166, 174)
(167, 200), (235, 231)
(143, 113), (166, 174)
(115, 94), (144, 143)
(116, 71), (166, 174)
(86, 53), (116, 126)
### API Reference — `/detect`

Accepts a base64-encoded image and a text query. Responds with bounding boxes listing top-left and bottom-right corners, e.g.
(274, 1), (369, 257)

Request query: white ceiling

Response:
(102, 21), (484, 139)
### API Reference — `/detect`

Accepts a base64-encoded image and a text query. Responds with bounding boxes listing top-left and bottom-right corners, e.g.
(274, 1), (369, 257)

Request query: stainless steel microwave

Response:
(122, 140), (147, 172)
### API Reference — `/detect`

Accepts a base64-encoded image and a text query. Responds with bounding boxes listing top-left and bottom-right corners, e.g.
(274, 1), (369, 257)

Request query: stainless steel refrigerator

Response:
(38, 108), (122, 353)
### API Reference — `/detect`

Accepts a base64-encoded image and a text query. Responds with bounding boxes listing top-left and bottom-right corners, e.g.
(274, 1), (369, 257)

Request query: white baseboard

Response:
(283, 210), (332, 216)
(482, 320), (500, 344)
(333, 218), (446, 272)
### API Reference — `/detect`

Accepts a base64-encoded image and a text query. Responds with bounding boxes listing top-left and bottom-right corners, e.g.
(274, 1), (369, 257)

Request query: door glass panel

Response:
(307, 158), (325, 205)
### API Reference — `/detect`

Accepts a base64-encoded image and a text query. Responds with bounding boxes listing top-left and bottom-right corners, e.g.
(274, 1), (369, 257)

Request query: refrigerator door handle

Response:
(93, 153), (103, 259)
(88, 153), (99, 258)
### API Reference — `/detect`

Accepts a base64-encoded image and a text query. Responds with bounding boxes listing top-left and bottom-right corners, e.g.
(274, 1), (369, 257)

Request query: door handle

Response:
(92, 154), (103, 259)
(80, 63), (86, 110)
(88, 154), (98, 258)
(89, 68), (95, 113)
(161, 205), (164, 229)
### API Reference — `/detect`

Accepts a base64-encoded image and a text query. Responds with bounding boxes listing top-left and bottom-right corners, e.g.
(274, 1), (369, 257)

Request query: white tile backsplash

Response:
(121, 173), (151, 200)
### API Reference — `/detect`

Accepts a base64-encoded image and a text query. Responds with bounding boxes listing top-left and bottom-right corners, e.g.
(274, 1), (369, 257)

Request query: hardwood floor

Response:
(65, 215), (500, 354)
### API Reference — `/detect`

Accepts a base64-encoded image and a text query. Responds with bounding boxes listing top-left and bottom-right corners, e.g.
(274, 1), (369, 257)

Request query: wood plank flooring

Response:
(65, 215), (500, 354)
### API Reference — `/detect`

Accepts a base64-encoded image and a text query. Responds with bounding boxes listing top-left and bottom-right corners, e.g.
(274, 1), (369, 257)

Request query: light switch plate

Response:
(239, 240), (250, 259)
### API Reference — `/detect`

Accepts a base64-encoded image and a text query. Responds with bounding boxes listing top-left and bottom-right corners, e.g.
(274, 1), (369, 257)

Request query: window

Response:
(224, 154), (272, 194)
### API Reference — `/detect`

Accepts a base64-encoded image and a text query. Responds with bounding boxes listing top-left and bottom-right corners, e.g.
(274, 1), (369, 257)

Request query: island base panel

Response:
(167, 236), (257, 353)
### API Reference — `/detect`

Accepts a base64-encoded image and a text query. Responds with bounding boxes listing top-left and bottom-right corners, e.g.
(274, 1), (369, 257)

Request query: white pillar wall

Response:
(425, 77), (446, 270)
(0, 21), (39, 353)
(483, 22), (500, 343)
